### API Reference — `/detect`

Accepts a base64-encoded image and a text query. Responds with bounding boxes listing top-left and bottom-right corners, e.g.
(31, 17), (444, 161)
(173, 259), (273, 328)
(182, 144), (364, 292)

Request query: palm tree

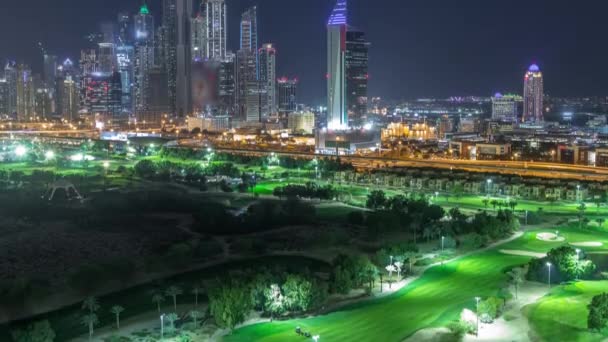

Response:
(490, 200), (498, 210)
(81, 313), (99, 340)
(404, 252), (417, 274)
(165, 312), (179, 333)
(482, 198), (489, 209)
(82, 296), (99, 315)
(189, 310), (203, 329)
(507, 267), (525, 299)
(385, 265), (396, 289)
(394, 261), (404, 279)
(152, 293), (165, 313)
(422, 226), (433, 242)
(165, 286), (183, 312)
(110, 305), (124, 329)
(191, 284), (203, 307)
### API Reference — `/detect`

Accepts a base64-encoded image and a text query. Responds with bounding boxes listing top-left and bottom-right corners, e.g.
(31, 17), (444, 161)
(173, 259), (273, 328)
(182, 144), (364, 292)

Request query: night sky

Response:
(3, 0), (608, 103)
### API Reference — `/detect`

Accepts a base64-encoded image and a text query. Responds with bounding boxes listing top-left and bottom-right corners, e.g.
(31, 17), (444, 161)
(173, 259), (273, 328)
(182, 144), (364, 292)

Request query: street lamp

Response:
(160, 314), (165, 340)
(475, 296), (481, 337)
(45, 150), (55, 160)
(441, 236), (445, 252)
(546, 262), (552, 287)
(103, 161), (110, 190)
(390, 255), (393, 265)
(486, 179), (492, 195)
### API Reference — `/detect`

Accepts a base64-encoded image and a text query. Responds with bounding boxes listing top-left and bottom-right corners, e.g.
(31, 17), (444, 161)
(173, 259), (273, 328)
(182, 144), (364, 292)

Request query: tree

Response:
(482, 198), (489, 209)
(11, 320), (56, 342)
(192, 284), (203, 307)
(385, 265), (397, 288)
(404, 252), (418, 274)
(134, 159), (156, 178)
(82, 296), (99, 315)
(264, 284), (285, 319)
(166, 286), (183, 312)
(81, 313), (99, 340)
(366, 190), (387, 210)
(189, 310), (203, 329)
(282, 274), (314, 312)
(588, 293), (608, 331)
(208, 279), (253, 332)
(110, 305), (124, 329)
(507, 267), (525, 299)
(578, 202), (587, 229)
(394, 261), (404, 279)
(165, 313), (179, 333)
(332, 266), (353, 294)
(478, 297), (502, 322)
(152, 292), (166, 313)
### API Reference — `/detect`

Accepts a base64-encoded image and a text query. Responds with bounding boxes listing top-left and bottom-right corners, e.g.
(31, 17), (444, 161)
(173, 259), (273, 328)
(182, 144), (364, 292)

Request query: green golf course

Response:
(224, 226), (608, 342)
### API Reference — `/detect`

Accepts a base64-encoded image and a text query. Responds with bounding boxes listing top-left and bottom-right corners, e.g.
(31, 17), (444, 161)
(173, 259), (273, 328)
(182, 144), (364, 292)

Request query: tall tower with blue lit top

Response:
(327, 0), (348, 130)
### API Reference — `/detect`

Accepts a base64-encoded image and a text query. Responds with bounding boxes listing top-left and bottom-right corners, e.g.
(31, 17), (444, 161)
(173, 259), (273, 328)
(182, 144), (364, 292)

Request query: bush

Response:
(588, 293), (608, 331)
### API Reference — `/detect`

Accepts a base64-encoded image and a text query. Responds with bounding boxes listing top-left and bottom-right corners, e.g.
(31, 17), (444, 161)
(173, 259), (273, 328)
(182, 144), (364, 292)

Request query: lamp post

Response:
(486, 179), (492, 196)
(103, 161), (110, 191)
(441, 236), (445, 252)
(546, 262), (552, 287)
(376, 143), (381, 157)
(160, 314), (165, 340)
(576, 249), (581, 280)
(475, 296), (481, 337)
(336, 136), (341, 156)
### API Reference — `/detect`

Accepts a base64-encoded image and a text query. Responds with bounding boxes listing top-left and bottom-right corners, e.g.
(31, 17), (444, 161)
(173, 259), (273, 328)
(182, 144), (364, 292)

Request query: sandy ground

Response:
(536, 232), (565, 242)
(499, 249), (546, 258)
(570, 241), (603, 247)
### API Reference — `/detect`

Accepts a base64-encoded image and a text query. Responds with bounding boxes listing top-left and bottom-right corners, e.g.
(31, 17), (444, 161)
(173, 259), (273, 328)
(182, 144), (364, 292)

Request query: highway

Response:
(176, 141), (608, 182)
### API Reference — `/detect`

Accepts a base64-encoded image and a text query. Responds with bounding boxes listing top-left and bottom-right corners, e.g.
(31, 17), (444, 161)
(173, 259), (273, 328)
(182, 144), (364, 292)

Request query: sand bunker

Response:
(536, 233), (565, 242)
(499, 249), (546, 258)
(570, 242), (604, 247)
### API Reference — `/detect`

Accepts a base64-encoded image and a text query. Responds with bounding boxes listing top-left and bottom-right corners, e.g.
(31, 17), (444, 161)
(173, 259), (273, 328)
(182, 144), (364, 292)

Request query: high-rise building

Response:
(60, 76), (79, 122)
(100, 22), (117, 44)
(134, 3), (155, 112)
(236, 49), (257, 119)
(176, 0), (193, 117)
(83, 71), (123, 124)
(43, 54), (57, 89)
(117, 11), (132, 45)
(0, 78), (9, 116)
(15, 65), (35, 121)
(4, 62), (17, 115)
(35, 88), (53, 120)
(205, 0), (227, 60)
(259, 44), (277, 115)
(277, 77), (297, 117)
(327, 0), (348, 130)
(162, 0), (178, 113)
(98, 43), (116, 73)
(491, 93), (521, 122)
(191, 12), (207, 61)
(218, 54), (236, 115)
(288, 111), (315, 134)
(345, 29), (369, 123)
(245, 81), (267, 122)
(523, 64), (544, 123)
(240, 6), (258, 74)
(80, 49), (98, 75)
(116, 45), (135, 114)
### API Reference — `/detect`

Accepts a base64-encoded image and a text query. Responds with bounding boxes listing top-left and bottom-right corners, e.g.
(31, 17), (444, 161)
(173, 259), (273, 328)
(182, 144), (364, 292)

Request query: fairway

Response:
(526, 281), (608, 342)
(225, 226), (608, 342)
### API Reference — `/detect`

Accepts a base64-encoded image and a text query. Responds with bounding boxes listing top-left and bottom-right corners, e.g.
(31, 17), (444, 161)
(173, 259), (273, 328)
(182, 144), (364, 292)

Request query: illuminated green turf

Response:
(225, 226), (608, 342)
(526, 281), (608, 342)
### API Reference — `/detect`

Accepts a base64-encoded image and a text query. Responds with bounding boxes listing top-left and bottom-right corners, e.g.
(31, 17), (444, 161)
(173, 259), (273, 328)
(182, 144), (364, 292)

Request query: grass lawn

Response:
(526, 281), (608, 342)
(225, 225), (608, 342)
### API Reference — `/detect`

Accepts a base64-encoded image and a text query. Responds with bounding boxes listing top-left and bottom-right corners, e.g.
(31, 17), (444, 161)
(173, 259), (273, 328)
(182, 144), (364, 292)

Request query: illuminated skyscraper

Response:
(60, 76), (79, 122)
(345, 29), (369, 123)
(0, 78), (8, 116)
(327, 0), (348, 129)
(43, 54), (57, 89)
(491, 93), (521, 122)
(277, 77), (297, 117)
(98, 43), (116, 73)
(117, 11), (132, 45)
(523, 64), (544, 123)
(16, 64), (35, 121)
(176, 0), (193, 117)
(205, 0), (227, 60)
(134, 3), (155, 112)
(4, 62), (17, 115)
(240, 6), (258, 76)
(162, 0), (178, 113)
(191, 12), (206, 61)
(259, 44), (276, 115)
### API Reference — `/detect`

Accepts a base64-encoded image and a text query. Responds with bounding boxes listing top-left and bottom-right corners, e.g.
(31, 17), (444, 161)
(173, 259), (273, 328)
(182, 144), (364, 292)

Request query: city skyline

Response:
(3, 0), (608, 104)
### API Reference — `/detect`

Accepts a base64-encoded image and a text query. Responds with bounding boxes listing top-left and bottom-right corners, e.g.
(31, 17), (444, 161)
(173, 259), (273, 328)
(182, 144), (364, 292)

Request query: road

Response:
(177, 141), (608, 182)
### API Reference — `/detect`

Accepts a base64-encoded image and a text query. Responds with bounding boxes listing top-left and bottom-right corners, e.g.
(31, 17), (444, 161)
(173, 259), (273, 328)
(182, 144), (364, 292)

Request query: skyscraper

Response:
(191, 12), (207, 61)
(240, 6), (258, 75)
(4, 62), (17, 115)
(205, 0), (227, 60)
(523, 64), (544, 123)
(259, 44), (276, 115)
(16, 64), (34, 121)
(117, 11), (132, 45)
(98, 43), (116, 73)
(162, 0), (178, 113)
(277, 77), (297, 117)
(491, 93), (521, 122)
(134, 3), (155, 112)
(116, 45), (135, 113)
(0, 78), (8, 116)
(60, 76), (79, 122)
(236, 49), (257, 119)
(345, 29), (369, 123)
(176, 0), (193, 117)
(327, 0), (348, 130)
(43, 54), (57, 89)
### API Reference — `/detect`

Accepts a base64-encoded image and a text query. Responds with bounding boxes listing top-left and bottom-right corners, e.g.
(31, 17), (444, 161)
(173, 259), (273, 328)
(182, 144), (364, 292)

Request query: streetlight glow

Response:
(14, 145), (27, 157)
(45, 150), (55, 160)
